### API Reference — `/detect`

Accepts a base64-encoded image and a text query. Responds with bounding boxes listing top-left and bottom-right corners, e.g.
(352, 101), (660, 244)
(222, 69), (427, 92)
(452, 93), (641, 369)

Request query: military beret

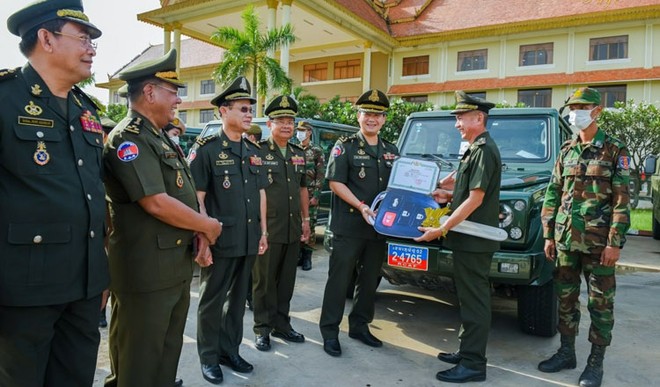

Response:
(164, 117), (185, 134)
(265, 95), (298, 119)
(451, 90), (495, 114)
(118, 48), (184, 88)
(297, 120), (312, 131)
(355, 89), (389, 113)
(564, 87), (601, 106)
(7, 0), (101, 39)
(211, 76), (256, 107)
(247, 124), (262, 135)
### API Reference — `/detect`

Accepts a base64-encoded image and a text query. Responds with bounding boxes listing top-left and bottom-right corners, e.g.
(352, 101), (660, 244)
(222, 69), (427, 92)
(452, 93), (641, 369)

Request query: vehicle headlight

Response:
(509, 227), (523, 240)
(499, 203), (513, 228)
(514, 200), (526, 211)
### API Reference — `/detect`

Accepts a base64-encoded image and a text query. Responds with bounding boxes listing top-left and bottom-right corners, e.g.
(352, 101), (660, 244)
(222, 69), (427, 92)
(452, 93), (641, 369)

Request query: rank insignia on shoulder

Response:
(196, 135), (216, 146)
(0, 68), (18, 82)
(331, 144), (344, 158)
(33, 141), (50, 165)
(117, 141), (139, 162)
(31, 84), (43, 96)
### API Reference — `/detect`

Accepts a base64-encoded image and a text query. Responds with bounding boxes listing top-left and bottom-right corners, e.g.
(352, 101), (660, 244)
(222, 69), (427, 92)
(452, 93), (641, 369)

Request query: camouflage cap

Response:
(265, 95), (298, 118)
(118, 49), (184, 88)
(564, 87), (601, 106)
(297, 120), (312, 131)
(211, 76), (257, 107)
(451, 90), (495, 114)
(247, 124), (262, 135)
(355, 89), (389, 113)
(8, 0), (101, 39)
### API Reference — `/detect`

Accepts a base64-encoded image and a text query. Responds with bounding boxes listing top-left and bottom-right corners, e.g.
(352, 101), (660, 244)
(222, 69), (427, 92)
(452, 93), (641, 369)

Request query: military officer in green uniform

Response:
(191, 76), (269, 384)
(538, 87), (630, 387)
(103, 49), (222, 387)
(319, 89), (399, 357)
(0, 2), (109, 386)
(416, 91), (501, 383)
(296, 120), (325, 271)
(252, 95), (311, 352)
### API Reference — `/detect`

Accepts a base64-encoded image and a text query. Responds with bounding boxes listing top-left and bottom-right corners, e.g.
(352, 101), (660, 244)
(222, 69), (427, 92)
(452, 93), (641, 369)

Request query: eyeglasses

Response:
(53, 31), (97, 50)
(150, 83), (179, 96)
(230, 105), (253, 114)
(272, 118), (295, 126)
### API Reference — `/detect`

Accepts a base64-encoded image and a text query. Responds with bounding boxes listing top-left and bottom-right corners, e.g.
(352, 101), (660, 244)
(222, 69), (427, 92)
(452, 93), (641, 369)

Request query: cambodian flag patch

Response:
(331, 144), (343, 158)
(618, 155), (629, 170)
(117, 141), (139, 162)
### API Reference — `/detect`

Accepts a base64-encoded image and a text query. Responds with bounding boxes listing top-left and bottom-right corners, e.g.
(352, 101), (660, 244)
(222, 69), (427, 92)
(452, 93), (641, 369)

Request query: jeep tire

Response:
(517, 280), (558, 337)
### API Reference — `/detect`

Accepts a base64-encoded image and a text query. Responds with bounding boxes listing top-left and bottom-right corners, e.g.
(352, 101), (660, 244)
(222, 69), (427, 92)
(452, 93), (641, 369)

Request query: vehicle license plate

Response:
(387, 243), (429, 271)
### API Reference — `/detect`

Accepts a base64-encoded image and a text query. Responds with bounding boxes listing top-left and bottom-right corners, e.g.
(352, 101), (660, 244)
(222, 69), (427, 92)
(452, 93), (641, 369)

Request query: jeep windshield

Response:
(399, 115), (551, 163)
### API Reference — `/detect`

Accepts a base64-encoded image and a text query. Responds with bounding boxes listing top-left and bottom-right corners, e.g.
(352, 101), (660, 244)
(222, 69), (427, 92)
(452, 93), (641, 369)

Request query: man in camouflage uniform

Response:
(296, 120), (325, 271)
(538, 87), (630, 387)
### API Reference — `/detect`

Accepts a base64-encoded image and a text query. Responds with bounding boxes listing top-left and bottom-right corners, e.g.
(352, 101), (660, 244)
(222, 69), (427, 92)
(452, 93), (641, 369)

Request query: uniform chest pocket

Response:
(352, 157), (377, 169)
(585, 160), (612, 178)
(11, 124), (65, 175)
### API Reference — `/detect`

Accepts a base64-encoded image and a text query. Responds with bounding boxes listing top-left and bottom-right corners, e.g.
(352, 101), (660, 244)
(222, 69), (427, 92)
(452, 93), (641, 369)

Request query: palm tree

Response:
(211, 5), (296, 116)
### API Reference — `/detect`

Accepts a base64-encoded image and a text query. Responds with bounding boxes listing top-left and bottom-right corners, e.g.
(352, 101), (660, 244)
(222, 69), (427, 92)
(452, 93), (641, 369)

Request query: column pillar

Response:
(267, 0), (278, 58)
(163, 24), (172, 53)
(173, 22), (182, 72)
(279, 0), (293, 75)
(363, 41), (372, 92)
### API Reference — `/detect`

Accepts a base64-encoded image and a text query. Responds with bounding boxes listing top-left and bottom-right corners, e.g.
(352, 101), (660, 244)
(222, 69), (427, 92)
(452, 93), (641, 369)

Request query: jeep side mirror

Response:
(645, 155), (657, 175)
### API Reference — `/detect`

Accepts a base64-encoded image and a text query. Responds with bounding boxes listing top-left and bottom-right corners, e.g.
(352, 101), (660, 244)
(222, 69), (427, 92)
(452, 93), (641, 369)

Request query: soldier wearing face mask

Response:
(538, 87), (630, 387)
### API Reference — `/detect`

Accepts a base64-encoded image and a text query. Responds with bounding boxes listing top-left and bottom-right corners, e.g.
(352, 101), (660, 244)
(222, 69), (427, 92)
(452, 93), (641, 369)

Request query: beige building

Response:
(99, 0), (660, 124)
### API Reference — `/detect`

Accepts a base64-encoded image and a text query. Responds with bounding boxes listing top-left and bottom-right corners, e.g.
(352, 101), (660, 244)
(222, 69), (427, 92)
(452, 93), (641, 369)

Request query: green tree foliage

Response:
(292, 86), (321, 119)
(106, 103), (128, 124)
(210, 5), (295, 116)
(598, 100), (660, 208)
(381, 98), (434, 142)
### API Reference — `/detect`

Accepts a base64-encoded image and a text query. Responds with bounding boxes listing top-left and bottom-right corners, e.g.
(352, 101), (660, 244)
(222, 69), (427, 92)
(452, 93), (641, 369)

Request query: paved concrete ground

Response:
(93, 231), (660, 386)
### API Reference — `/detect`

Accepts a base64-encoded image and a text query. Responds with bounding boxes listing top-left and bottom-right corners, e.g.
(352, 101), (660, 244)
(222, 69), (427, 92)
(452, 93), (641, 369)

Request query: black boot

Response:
(297, 249), (304, 267)
(302, 249), (312, 271)
(538, 335), (576, 373)
(579, 344), (606, 387)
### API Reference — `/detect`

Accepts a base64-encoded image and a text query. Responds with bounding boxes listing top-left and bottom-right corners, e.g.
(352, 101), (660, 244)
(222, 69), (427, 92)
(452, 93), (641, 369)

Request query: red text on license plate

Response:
(387, 243), (429, 271)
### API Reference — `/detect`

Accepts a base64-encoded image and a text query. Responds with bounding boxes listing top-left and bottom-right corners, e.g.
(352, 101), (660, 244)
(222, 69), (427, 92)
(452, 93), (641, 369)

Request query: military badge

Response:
(357, 149), (366, 155)
(291, 156), (305, 165)
(266, 153), (275, 161)
(80, 110), (103, 134)
(176, 170), (184, 188)
(187, 149), (197, 163)
(359, 167), (366, 179)
(25, 101), (43, 116)
(368, 89), (380, 102)
(331, 145), (343, 158)
(31, 84), (42, 95)
(249, 155), (262, 166)
(219, 152), (229, 160)
(33, 141), (50, 165)
(117, 141), (139, 162)
(618, 155), (630, 170)
(223, 175), (231, 189)
(222, 140), (229, 147)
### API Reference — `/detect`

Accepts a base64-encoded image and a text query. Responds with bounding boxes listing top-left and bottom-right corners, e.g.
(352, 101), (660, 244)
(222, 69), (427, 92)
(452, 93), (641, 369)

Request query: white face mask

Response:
(296, 131), (307, 142)
(169, 135), (180, 145)
(568, 108), (595, 131)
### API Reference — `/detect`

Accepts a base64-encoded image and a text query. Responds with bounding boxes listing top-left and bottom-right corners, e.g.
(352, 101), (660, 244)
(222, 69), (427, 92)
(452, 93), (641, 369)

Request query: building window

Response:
(303, 62), (328, 82)
(518, 89), (552, 107)
(178, 83), (188, 97)
(466, 92), (486, 100)
(200, 80), (215, 95)
(457, 49), (487, 71)
(112, 92), (120, 104)
(519, 43), (553, 66)
(178, 111), (187, 124)
(591, 85), (626, 107)
(401, 95), (428, 103)
(199, 109), (215, 123)
(334, 59), (361, 80)
(402, 55), (429, 76)
(590, 35), (628, 61)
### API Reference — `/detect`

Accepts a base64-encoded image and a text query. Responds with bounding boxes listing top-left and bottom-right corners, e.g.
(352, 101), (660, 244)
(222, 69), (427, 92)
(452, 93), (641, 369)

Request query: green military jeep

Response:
(644, 156), (660, 239)
(324, 108), (572, 337)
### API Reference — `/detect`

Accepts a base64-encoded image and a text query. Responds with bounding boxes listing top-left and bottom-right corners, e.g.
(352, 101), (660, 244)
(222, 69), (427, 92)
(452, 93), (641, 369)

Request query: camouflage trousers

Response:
(301, 203), (319, 251)
(554, 249), (616, 346)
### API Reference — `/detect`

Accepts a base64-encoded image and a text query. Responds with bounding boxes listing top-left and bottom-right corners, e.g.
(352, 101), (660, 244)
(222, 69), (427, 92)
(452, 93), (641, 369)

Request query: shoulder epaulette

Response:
(605, 133), (627, 149)
(196, 134), (218, 147)
(0, 68), (19, 83)
(290, 142), (304, 151)
(244, 137), (261, 149)
(72, 85), (100, 110)
(123, 117), (143, 134)
(337, 135), (351, 144)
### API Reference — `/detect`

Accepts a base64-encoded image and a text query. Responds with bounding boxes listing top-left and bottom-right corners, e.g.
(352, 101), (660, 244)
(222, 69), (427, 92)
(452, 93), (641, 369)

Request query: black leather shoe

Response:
(437, 351), (462, 364)
(302, 257), (312, 271)
(323, 338), (342, 357)
(174, 378), (183, 387)
(272, 329), (305, 343)
(255, 334), (271, 351)
(219, 354), (253, 374)
(201, 364), (223, 385)
(348, 330), (383, 348)
(436, 364), (486, 383)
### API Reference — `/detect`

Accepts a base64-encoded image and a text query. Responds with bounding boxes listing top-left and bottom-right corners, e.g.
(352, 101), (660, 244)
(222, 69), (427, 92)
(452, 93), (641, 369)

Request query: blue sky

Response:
(0, 1), (165, 104)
